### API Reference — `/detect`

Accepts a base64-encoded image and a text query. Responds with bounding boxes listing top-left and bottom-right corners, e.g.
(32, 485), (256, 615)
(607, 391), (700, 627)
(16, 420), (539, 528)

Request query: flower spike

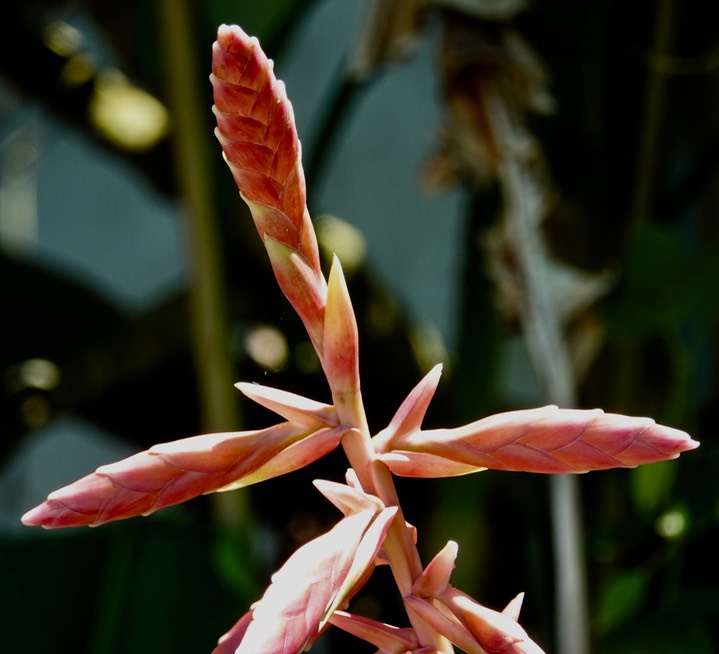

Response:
(379, 406), (698, 476)
(211, 25), (310, 252)
(21, 423), (346, 528)
(212, 24), (328, 358)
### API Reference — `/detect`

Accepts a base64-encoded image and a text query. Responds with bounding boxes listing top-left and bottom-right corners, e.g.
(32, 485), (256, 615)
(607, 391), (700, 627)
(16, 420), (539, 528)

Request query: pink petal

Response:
(502, 593), (525, 622)
(378, 450), (483, 478)
(263, 236), (327, 356)
(313, 479), (385, 516)
(216, 425), (347, 492)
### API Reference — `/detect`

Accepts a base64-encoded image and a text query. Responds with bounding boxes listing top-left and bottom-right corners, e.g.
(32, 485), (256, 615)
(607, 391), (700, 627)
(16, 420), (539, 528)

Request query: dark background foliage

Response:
(1, 1), (717, 652)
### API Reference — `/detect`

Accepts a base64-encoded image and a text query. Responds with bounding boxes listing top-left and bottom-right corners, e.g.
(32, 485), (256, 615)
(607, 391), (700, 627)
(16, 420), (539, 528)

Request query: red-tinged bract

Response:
(211, 25), (306, 245)
(212, 612), (253, 654)
(328, 611), (420, 653)
(324, 256), (361, 408)
(226, 507), (397, 654)
(212, 24), (327, 359)
(21, 423), (346, 528)
(377, 405), (699, 476)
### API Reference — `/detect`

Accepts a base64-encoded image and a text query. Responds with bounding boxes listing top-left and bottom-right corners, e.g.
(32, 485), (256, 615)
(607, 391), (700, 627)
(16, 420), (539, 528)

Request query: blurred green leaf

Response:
(594, 569), (649, 634)
(212, 528), (263, 600)
(630, 461), (678, 517)
(601, 600), (717, 654)
(1, 516), (242, 654)
(604, 224), (719, 340)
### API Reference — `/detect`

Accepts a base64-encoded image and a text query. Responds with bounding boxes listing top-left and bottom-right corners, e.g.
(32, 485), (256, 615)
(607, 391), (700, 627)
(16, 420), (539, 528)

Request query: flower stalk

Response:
(20, 23), (699, 654)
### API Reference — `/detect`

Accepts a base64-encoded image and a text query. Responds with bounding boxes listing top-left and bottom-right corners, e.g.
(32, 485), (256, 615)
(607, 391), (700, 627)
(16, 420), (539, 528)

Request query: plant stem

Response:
(484, 87), (590, 654)
(612, 0), (676, 415)
(628, 0), (675, 236)
(156, 0), (237, 433)
(334, 393), (451, 651)
(156, 0), (250, 529)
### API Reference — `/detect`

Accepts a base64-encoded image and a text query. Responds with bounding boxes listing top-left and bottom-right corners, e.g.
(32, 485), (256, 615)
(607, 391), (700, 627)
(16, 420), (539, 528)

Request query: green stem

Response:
(155, 0), (249, 530)
(628, 0), (676, 237)
(155, 0), (237, 432)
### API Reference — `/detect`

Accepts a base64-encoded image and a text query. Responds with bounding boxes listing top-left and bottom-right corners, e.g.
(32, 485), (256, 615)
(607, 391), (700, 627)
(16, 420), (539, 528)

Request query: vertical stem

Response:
(613, 0), (676, 415)
(548, 474), (587, 652)
(628, 0), (675, 234)
(486, 88), (590, 654)
(334, 395), (451, 651)
(155, 0), (237, 432)
(155, 0), (248, 527)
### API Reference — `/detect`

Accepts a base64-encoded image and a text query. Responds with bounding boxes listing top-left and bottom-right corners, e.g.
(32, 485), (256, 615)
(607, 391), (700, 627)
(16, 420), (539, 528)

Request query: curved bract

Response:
(21, 422), (346, 528)
(377, 405), (698, 476)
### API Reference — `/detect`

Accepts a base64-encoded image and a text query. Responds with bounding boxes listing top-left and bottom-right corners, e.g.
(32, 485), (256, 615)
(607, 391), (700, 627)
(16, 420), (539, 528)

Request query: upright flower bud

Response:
(324, 255), (361, 413)
(212, 24), (327, 356)
(212, 25), (308, 250)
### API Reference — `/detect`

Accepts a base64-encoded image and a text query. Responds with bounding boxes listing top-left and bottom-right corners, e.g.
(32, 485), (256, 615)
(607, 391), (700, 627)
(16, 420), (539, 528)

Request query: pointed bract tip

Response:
(215, 24), (256, 54)
(234, 381), (338, 429)
(449, 592), (527, 651)
(323, 255), (360, 398)
(373, 364), (445, 453)
(413, 540), (459, 597)
(313, 478), (384, 516)
(502, 592), (525, 621)
(20, 505), (47, 527)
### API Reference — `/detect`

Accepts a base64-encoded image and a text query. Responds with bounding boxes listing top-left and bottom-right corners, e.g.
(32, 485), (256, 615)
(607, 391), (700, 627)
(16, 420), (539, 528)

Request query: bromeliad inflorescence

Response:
(22, 24), (698, 654)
